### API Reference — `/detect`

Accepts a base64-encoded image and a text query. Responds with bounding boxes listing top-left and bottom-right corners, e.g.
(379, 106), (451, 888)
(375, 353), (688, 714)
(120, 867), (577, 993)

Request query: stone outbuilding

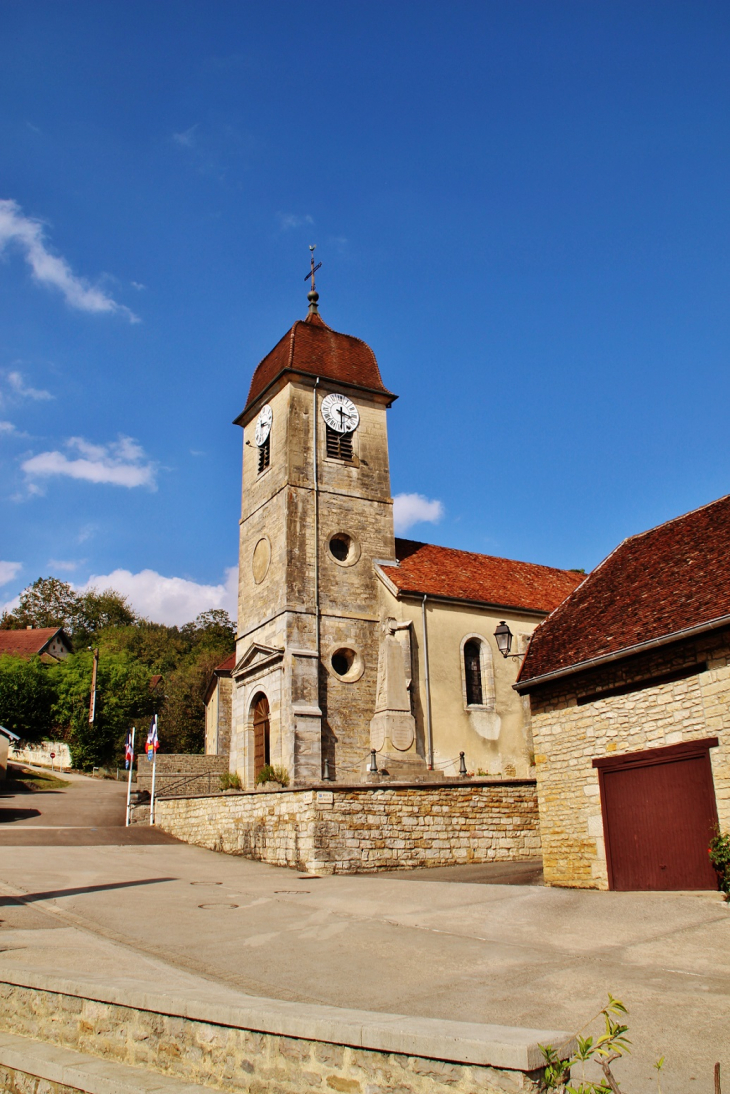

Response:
(516, 493), (730, 891)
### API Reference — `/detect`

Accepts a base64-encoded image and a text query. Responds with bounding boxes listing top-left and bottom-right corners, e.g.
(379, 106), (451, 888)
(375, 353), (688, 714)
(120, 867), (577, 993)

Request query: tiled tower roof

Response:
(236, 312), (395, 421)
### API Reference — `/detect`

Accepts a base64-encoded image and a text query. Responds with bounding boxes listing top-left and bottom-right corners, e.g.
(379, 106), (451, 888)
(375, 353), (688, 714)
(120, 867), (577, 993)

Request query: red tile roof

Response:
(380, 539), (584, 614)
(0, 627), (69, 660)
(518, 493), (730, 687)
(237, 312), (395, 419)
(214, 653), (236, 674)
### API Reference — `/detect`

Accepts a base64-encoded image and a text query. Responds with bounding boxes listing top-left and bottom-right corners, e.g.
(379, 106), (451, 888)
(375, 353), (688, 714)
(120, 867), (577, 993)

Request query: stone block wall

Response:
(0, 977), (560, 1094)
(136, 754), (228, 798)
(154, 779), (541, 873)
(527, 629), (730, 889)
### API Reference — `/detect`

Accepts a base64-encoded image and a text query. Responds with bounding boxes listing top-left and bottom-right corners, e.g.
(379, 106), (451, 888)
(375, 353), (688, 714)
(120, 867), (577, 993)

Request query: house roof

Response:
(517, 492), (730, 688)
(214, 653), (236, 674)
(0, 627), (69, 660)
(379, 539), (584, 614)
(0, 724), (20, 742)
(236, 311), (395, 421)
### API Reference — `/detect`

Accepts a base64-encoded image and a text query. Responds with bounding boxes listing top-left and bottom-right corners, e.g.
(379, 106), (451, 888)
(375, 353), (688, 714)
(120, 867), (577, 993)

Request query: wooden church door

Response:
(252, 693), (270, 777)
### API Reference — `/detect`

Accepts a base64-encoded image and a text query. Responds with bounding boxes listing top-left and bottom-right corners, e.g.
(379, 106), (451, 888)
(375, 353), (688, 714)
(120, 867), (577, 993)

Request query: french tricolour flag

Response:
(146, 716), (159, 761)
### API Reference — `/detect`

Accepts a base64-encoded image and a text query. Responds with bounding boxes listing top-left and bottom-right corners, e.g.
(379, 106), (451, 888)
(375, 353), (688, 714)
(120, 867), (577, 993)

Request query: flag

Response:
(146, 715), (159, 761)
(124, 731), (134, 770)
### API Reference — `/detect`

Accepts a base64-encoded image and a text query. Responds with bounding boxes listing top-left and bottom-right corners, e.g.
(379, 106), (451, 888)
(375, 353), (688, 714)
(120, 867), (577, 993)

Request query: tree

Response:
(74, 588), (137, 645)
(0, 654), (56, 741)
(52, 649), (157, 769)
(1, 577), (78, 632)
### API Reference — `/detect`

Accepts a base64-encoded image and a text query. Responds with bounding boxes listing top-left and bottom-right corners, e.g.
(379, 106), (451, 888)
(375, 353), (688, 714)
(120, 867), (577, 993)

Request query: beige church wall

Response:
(377, 583), (541, 779)
(155, 780), (541, 874)
(526, 629), (730, 890)
(204, 681), (219, 755)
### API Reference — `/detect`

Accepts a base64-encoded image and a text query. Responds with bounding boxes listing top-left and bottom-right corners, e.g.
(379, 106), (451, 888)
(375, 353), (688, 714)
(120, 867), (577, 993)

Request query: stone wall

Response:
(154, 779), (541, 873)
(0, 972), (570, 1094)
(136, 754), (228, 798)
(9, 741), (72, 771)
(526, 629), (730, 889)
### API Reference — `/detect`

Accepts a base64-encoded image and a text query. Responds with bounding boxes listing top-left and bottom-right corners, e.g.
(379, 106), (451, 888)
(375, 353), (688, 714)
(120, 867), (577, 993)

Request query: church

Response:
(205, 277), (582, 789)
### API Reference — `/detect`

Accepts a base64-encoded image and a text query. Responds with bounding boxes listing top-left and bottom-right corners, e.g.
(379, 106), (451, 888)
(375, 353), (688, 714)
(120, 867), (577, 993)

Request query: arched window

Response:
(464, 640), (483, 706)
(251, 692), (270, 777)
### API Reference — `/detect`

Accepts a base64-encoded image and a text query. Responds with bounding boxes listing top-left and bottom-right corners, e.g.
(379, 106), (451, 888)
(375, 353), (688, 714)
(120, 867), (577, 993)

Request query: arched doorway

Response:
(251, 692), (270, 778)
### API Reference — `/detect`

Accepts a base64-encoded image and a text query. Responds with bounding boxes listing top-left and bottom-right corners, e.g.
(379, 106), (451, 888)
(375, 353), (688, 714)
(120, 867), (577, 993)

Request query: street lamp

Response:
(494, 621), (527, 661)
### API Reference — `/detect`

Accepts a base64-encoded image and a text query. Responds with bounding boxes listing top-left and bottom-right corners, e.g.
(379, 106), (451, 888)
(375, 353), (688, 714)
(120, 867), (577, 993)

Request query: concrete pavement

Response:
(0, 769), (728, 1092)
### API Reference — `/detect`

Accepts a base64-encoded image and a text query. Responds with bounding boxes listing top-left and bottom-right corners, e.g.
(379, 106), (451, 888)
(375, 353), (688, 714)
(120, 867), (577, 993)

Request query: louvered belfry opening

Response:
(464, 640), (483, 705)
(326, 426), (354, 462)
(257, 436), (270, 473)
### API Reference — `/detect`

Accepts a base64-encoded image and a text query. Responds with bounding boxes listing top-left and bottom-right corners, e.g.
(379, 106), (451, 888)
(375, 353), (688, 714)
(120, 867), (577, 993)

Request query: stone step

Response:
(0, 1030), (209, 1094)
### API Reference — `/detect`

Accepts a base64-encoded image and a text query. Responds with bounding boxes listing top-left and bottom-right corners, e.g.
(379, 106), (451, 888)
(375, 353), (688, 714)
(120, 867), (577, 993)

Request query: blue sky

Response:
(2, 2), (730, 623)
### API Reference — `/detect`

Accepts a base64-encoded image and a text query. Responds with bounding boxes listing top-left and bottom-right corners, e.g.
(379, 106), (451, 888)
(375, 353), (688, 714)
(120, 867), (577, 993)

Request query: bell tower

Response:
(230, 280), (398, 786)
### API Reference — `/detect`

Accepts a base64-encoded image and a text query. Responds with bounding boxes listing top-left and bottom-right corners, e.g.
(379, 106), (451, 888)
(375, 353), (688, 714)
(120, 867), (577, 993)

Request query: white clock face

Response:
(254, 404), (272, 447)
(321, 392), (360, 434)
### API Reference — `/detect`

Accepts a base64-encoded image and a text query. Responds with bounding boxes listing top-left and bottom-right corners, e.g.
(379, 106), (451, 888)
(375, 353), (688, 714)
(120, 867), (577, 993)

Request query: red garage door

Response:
(594, 738), (719, 891)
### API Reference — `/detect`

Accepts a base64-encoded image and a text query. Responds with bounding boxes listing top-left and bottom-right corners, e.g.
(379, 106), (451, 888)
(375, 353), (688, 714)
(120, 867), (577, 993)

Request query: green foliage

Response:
(220, 771), (242, 790)
(540, 995), (631, 1094)
(256, 764), (289, 787)
(52, 649), (156, 770)
(0, 654), (56, 740)
(0, 577), (136, 647)
(709, 829), (730, 899)
(1, 573), (236, 765)
(6, 764), (70, 791)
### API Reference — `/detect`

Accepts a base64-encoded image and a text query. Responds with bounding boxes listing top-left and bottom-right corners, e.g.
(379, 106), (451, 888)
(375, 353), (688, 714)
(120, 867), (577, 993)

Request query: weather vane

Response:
(305, 244), (321, 314)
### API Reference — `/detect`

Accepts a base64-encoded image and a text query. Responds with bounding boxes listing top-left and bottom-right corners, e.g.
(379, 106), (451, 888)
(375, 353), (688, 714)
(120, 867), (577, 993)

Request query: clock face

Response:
(254, 404), (272, 447)
(321, 392), (360, 434)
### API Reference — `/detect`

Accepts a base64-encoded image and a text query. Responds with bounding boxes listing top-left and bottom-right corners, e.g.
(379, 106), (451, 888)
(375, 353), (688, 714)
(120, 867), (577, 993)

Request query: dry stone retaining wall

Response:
(154, 780), (541, 874)
(136, 754), (228, 798)
(0, 977), (561, 1094)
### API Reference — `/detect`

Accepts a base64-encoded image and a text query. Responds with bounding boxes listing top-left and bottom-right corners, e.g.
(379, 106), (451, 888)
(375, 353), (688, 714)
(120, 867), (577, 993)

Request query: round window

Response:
(329, 533), (351, 562)
(331, 649), (354, 676)
(328, 532), (361, 566)
(329, 647), (363, 682)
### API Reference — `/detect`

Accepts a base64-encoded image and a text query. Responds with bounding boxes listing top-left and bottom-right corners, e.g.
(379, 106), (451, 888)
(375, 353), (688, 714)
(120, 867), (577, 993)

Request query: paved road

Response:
(0, 765), (177, 845)
(0, 770), (727, 1093)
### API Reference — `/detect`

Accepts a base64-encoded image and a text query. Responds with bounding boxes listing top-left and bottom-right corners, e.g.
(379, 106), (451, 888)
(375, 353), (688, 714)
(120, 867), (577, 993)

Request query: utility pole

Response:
(88, 648), (99, 725)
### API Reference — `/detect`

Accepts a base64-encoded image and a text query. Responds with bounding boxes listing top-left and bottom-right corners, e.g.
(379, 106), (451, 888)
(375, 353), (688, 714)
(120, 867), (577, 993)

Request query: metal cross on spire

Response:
(305, 244), (321, 314)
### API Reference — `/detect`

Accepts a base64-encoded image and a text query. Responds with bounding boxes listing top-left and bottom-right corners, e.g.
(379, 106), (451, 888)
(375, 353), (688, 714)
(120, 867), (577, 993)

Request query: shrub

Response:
(219, 771), (242, 791)
(255, 764), (289, 787)
(709, 829), (730, 900)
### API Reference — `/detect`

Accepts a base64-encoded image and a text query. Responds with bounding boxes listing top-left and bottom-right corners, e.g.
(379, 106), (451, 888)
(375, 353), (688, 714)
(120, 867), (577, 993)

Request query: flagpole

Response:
(149, 715), (158, 826)
(125, 726), (135, 827)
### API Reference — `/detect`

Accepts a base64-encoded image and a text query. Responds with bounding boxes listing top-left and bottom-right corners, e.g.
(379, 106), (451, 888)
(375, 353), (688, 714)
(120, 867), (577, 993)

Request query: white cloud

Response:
(278, 213), (314, 231)
(393, 493), (444, 534)
(6, 370), (53, 401)
(79, 565), (238, 626)
(22, 435), (157, 490)
(0, 561), (22, 586)
(48, 559), (82, 572)
(172, 124), (198, 148)
(0, 198), (139, 322)
(130, 281), (145, 291)
(0, 420), (16, 434)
